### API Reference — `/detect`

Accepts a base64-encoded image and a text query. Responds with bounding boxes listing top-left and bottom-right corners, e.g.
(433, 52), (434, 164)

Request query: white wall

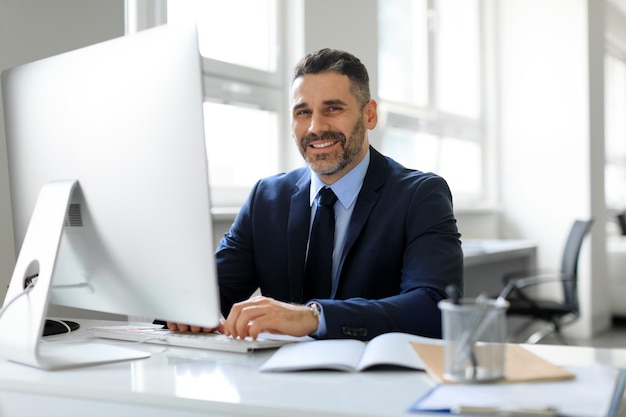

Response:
(0, 0), (125, 299)
(498, 0), (611, 337)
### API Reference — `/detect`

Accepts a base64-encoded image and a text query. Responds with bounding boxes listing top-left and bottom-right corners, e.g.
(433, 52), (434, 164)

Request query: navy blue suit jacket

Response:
(216, 146), (463, 340)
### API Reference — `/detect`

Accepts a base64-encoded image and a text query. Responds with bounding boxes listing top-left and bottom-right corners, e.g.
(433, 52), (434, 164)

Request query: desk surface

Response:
(0, 319), (623, 417)
(462, 239), (537, 267)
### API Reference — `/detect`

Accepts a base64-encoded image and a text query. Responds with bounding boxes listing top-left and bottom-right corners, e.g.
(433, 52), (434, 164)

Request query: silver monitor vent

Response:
(64, 203), (83, 227)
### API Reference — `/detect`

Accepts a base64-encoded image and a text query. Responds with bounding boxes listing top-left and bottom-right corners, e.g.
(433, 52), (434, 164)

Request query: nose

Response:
(308, 112), (330, 136)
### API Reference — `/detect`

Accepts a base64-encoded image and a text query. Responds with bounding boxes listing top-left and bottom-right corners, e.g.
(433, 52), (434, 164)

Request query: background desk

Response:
(0, 319), (623, 417)
(463, 239), (537, 297)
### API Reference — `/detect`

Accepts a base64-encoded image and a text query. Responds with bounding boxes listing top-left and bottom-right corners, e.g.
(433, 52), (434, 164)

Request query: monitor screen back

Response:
(1, 24), (220, 328)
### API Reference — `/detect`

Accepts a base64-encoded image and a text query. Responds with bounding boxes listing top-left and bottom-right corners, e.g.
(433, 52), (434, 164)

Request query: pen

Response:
(452, 405), (559, 416)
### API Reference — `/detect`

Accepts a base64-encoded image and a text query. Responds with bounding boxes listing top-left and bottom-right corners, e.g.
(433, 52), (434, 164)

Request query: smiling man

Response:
(168, 48), (463, 341)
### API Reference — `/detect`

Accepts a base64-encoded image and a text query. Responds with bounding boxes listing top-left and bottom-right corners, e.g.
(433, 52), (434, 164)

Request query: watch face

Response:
(308, 303), (321, 318)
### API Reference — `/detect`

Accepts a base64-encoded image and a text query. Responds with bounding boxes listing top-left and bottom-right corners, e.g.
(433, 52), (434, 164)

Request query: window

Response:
(605, 52), (626, 211)
(167, 0), (285, 206)
(377, 0), (487, 203)
(132, 1), (491, 208)
(203, 101), (279, 189)
(168, 0), (277, 73)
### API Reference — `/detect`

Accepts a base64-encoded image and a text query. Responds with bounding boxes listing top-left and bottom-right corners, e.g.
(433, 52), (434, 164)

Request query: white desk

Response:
(0, 319), (624, 417)
(463, 239), (537, 297)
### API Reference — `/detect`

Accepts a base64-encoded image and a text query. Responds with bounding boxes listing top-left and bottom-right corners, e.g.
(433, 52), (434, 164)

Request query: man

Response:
(168, 48), (463, 341)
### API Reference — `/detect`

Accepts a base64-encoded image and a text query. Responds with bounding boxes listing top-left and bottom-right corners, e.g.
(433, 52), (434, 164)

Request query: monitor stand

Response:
(0, 180), (150, 370)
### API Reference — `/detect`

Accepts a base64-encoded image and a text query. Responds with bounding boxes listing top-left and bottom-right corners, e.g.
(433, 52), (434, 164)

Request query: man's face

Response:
(290, 72), (377, 184)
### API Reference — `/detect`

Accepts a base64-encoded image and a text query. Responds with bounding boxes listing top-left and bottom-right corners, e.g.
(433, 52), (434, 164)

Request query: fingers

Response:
(223, 296), (318, 340)
(166, 314), (225, 334)
(166, 321), (187, 332)
(167, 297), (319, 340)
(215, 316), (227, 334)
(222, 296), (265, 338)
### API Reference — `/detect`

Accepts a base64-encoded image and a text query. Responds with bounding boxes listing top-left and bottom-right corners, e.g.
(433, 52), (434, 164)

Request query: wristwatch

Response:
(307, 302), (321, 324)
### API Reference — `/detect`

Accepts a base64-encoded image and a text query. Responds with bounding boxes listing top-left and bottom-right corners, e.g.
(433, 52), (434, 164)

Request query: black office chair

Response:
(499, 219), (593, 344)
(617, 212), (626, 236)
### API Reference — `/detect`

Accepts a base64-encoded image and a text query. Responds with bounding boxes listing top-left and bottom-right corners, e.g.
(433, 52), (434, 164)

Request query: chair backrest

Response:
(560, 219), (593, 312)
(617, 212), (626, 236)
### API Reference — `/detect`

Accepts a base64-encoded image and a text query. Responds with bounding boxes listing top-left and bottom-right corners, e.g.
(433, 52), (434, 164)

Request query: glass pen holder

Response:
(438, 297), (509, 383)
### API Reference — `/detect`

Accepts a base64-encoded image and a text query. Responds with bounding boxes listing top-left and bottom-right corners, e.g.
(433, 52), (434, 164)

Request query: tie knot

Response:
(318, 187), (338, 207)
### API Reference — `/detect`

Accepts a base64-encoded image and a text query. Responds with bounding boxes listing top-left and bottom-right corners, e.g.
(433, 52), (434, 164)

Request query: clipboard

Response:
(410, 342), (575, 383)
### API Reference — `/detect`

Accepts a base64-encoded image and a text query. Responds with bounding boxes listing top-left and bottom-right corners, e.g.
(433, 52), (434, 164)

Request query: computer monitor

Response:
(0, 24), (220, 369)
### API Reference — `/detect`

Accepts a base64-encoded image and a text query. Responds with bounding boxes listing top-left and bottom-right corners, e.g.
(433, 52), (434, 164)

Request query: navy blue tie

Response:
(303, 187), (338, 300)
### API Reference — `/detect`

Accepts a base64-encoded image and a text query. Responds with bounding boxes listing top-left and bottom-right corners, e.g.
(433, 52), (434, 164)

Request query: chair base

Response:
(525, 323), (568, 345)
(507, 317), (569, 345)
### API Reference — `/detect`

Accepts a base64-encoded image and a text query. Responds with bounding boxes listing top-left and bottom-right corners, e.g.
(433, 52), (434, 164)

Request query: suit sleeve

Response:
(214, 182), (261, 317)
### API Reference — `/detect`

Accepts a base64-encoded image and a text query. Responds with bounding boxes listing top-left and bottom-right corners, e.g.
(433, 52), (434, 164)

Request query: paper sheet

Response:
(410, 365), (618, 417)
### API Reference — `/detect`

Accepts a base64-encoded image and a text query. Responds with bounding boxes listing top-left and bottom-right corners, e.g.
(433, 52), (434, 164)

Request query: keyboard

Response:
(88, 325), (295, 353)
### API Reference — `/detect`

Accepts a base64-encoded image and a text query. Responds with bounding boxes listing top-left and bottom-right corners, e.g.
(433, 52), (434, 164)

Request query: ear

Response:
(363, 99), (378, 130)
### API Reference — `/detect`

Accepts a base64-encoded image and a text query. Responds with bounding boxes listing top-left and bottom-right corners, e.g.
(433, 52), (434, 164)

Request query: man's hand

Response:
(223, 296), (319, 340)
(166, 315), (226, 334)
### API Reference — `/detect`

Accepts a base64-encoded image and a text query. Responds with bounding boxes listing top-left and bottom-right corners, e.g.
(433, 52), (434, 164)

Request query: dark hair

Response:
(292, 48), (371, 108)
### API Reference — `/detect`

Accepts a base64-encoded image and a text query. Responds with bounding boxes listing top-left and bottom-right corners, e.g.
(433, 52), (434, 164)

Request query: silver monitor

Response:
(0, 24), (220, 369)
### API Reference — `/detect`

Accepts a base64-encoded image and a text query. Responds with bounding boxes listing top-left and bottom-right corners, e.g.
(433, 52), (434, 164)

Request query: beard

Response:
(299, 116), (367, 177)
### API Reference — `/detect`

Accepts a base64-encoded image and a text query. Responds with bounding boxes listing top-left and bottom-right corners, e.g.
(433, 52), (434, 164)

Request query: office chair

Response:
(617, 212), (626, 236)
(499, 219), (593, 344)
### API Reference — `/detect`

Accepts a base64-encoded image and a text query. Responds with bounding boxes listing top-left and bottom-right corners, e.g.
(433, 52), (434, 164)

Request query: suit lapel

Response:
(287, 172), (311, 302)
(335, 148), (387, 294)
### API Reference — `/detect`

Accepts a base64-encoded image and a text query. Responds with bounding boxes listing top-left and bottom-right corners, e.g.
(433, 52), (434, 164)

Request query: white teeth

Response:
(311, 141), (335, 148)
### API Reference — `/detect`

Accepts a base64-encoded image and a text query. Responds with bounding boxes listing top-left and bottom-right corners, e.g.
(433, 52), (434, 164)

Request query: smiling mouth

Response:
(310, 141), (337, 149)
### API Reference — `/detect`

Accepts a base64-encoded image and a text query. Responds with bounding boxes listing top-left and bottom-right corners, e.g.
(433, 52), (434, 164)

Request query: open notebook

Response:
(88, 324), (309, 353)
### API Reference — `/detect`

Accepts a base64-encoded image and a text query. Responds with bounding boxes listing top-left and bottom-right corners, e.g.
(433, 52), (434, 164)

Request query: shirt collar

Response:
(309, 150), (370, 209)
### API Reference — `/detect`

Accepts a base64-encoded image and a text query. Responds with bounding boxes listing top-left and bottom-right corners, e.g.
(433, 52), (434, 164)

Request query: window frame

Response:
(376, 0), (496, 207)
(126, 0), (294, 210)
(604, 47), (626, 212)
(605, 2), (626, 214)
